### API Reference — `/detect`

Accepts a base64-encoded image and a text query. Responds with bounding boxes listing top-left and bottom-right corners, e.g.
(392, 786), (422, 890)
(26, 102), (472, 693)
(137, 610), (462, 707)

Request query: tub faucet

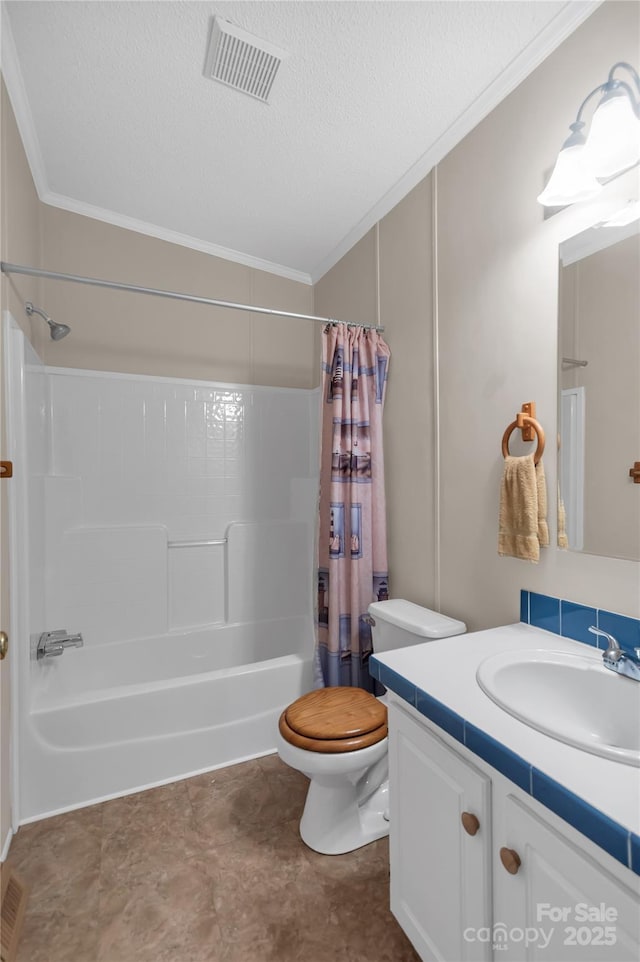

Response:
(37, 630), (84, 660)
(588, 626), (640, 681)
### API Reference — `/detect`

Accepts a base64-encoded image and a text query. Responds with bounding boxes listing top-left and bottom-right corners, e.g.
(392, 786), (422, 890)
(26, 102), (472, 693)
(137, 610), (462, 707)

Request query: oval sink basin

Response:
(476, 648), (640, 767)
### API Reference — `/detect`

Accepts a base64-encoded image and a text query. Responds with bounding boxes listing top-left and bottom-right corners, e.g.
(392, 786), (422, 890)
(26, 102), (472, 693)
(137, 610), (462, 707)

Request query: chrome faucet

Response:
(588, 626), (640, 681)
(37, 630), (84, 660)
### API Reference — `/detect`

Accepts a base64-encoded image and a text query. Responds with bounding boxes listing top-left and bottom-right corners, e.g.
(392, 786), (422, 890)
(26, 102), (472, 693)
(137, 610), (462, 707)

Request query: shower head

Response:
(25, 302), (71, 340)
(49, 320), (71, 341)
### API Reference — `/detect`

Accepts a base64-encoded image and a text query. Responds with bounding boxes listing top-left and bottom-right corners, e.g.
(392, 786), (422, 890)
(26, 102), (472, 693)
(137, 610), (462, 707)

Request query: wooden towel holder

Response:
(501, 402), (546, 465)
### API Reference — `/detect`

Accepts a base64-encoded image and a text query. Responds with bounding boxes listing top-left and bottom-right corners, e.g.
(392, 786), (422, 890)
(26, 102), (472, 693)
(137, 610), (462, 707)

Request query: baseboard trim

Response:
(0, 829), (13, 864)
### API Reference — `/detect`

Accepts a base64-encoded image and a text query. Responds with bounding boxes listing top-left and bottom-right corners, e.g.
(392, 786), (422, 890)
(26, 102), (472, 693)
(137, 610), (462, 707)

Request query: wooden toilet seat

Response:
(278, 687), (388, 753)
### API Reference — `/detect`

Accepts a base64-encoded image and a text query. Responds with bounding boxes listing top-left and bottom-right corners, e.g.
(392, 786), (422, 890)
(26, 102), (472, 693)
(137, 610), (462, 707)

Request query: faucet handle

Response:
(588, 626), (623, 662)
(37, 629), (84, 659)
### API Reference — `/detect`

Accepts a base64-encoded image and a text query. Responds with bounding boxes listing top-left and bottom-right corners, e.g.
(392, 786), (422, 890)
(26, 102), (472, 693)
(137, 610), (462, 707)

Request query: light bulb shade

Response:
(537, 143), (602, 207)
(585, 93), (640, 178)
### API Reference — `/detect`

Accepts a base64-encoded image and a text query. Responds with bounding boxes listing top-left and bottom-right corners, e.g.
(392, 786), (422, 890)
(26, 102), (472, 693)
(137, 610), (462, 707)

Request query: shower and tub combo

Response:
(5, 314), (318, 821)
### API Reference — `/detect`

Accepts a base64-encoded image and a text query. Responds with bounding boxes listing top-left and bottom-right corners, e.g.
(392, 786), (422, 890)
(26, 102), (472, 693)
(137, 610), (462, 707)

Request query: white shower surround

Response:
(8, 329), (318, 821)
(44, 367), (319, 641)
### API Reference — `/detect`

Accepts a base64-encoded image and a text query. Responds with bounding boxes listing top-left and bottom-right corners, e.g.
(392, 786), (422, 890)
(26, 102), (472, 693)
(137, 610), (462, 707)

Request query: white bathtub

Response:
(22, 616), (314, 820)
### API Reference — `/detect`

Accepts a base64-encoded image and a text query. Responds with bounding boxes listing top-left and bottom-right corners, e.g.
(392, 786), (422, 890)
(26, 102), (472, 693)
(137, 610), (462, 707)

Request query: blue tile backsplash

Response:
(528, 591), (560, 635)
(521, 590), (640, 657)
(597, 609), (640, 654)
(559, 600), (599, 647)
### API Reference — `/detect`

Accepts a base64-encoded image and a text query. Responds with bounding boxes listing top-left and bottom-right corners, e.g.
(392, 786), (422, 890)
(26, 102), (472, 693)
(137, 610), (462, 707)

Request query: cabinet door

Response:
(494, 794), (640, 961)
(389, 703), (492, 962)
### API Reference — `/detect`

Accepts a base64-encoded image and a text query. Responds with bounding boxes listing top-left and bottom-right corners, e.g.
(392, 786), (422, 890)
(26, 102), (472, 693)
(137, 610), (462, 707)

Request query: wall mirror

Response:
(557, 218), (640, 561)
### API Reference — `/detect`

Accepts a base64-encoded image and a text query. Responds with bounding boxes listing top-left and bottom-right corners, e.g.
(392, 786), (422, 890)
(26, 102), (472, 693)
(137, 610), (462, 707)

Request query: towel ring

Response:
(501, 416), (545, 465)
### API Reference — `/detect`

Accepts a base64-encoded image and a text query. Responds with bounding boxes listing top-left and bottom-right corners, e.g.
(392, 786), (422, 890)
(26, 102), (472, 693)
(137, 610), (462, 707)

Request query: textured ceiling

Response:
(3, 1), (598, 283)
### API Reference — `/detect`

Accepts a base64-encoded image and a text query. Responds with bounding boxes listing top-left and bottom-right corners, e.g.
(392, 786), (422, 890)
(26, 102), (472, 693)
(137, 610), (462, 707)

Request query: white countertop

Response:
(374, 623), (640, 836)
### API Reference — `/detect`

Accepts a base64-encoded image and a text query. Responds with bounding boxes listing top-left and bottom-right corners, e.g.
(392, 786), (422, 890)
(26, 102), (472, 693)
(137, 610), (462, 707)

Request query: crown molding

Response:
(310, 0), (603, 283)
(40, 190), (313, 285)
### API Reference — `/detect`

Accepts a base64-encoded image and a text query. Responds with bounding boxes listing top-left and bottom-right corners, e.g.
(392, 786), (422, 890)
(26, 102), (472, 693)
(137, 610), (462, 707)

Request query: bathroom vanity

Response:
(371, 623), (640, 962)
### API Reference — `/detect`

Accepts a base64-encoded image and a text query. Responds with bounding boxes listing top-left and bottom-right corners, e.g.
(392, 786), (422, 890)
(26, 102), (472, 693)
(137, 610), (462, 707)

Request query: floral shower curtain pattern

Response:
(316, 323), (391, 691)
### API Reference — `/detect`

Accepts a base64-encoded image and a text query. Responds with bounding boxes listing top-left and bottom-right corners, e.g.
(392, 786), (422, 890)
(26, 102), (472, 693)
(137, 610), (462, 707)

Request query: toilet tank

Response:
(368, 599), (466, 653)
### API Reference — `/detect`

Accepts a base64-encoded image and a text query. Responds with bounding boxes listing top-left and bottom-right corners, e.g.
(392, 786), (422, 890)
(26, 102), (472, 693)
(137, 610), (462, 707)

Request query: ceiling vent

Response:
(204, 17), (287, 104)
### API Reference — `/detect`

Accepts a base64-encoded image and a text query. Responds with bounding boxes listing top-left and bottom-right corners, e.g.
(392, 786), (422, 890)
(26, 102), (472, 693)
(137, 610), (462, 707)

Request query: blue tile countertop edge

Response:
(369, 656), (640, 876)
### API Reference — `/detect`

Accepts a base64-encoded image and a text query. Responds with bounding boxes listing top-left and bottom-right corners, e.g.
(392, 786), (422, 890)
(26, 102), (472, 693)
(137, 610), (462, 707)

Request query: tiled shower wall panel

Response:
(48, 372), (318, 538)
(45, 370), (319, 640)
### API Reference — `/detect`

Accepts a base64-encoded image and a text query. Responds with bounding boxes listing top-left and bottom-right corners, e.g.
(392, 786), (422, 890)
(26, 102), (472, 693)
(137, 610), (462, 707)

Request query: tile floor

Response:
(8, 754), (420, 961)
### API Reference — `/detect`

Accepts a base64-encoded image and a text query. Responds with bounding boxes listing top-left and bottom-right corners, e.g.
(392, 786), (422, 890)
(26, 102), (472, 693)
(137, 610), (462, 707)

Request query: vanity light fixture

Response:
(537, 61), (640, 207)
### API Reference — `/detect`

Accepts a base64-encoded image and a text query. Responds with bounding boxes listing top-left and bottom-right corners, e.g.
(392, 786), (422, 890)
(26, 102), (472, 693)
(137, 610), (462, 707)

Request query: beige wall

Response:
(37, 207), (317, 386)
(1, 80), (41, 330)
(315, 0), (640, 628)
(380, 179), (438, 607)
(315, 180), (439, 607)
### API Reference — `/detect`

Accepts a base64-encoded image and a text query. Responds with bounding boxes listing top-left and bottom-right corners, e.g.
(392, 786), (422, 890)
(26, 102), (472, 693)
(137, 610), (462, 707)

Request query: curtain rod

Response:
(0, 262), (384, 332)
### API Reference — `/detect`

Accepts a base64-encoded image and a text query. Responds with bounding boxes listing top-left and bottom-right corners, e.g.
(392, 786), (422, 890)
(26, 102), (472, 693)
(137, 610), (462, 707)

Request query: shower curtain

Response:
(316, 323), (391, 691)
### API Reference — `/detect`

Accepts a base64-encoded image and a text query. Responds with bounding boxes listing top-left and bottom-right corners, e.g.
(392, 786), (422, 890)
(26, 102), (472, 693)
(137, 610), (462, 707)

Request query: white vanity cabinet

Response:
(388, 699), (640, 962)
(494, 792), (640, 962)
(389, 702), (493, 962)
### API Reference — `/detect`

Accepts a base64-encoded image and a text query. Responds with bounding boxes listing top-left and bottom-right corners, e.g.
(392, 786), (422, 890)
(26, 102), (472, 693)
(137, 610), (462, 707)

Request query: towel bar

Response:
(501, 414), (545, 464)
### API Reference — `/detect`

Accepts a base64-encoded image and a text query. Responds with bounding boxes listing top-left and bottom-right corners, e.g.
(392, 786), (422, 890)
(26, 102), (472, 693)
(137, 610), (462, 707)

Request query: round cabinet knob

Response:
(461, 812), (480, 836)
(0, 632), (8, 660)
(500, 846), (522, 875)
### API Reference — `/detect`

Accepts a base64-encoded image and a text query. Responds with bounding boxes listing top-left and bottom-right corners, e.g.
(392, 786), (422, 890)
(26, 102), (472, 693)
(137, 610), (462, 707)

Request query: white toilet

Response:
(276, 599), (466, 855)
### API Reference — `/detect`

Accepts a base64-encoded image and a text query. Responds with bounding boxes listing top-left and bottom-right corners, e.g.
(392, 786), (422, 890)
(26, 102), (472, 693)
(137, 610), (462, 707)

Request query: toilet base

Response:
(300, 775), (390, 856)
(276, 720), (389, 856)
